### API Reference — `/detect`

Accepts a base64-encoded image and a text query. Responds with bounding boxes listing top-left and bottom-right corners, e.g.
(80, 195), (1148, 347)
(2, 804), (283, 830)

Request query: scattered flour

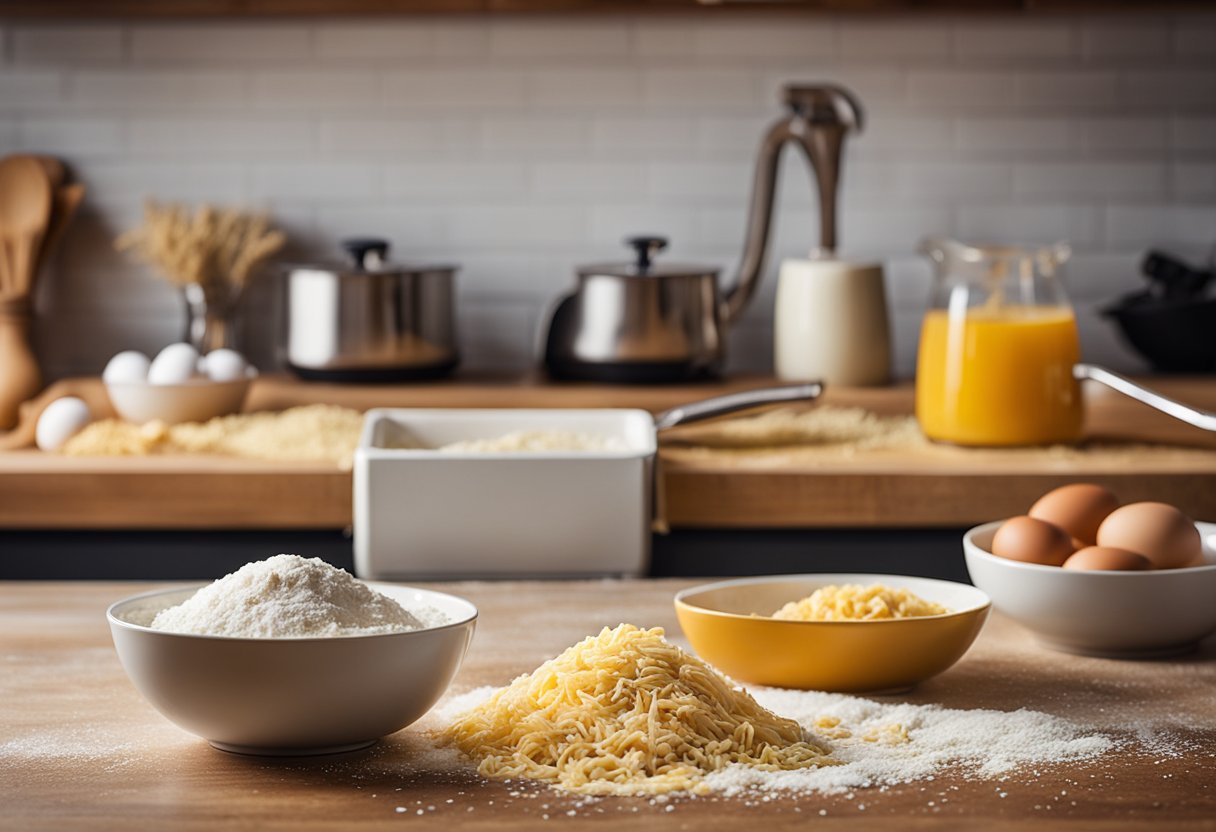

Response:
(435, 684), (1115, 797)
(149, 554), (447, 638)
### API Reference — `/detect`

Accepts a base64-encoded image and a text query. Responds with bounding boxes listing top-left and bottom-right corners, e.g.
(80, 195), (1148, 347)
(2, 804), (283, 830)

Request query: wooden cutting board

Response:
(1, 375), (1214, 529)
(4, 579), (1214, 830)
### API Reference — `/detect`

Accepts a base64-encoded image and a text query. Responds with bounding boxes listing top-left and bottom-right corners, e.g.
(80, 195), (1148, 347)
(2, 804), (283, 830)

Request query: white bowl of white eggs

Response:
(103, 343), (256, 425)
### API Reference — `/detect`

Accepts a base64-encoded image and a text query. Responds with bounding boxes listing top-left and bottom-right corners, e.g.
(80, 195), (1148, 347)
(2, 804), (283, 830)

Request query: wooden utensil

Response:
(0, 156), (53, 428)
(0, 156), (53, 298)
(33, 183), (85, 278)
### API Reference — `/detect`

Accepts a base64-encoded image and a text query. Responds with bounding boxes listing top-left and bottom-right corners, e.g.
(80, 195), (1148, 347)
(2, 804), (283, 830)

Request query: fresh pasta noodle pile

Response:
(773, 584), (947, 622)
(442, 624), (835, 796)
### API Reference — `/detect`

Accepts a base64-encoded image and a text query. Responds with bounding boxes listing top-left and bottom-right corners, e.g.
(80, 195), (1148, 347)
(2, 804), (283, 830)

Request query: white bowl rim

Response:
(965, 519), (1216, 577)
(674, 572), (991, 624)
(104, 369), (257, 391)
(107, 582), (478, 643)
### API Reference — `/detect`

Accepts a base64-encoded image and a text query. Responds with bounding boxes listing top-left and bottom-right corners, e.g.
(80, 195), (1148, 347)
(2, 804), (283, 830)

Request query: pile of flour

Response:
(150, 554), (446, 638)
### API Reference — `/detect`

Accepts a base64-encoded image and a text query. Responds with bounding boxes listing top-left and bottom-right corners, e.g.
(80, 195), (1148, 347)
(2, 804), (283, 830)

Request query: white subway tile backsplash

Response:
(129, 117), (315, 156)
(12, 26), (124, 65)
(313, 23), (436, 61)
(956, 116), (1077, 154)
(0, 71), (64, 108)
(1172, 163), (1216, 198)
(318, 118), (460, 155)
(1065, 252), (1143, 300)
(130, 25), (311, 65)
(763, 66), (905, 104)
(1082, 117), (1169, 153)
(530, 68), (640, 107)
(956, 23), (1075, 62)
(840, 206), (953, 257)
(651, 161), (750, 200)
(79, 161), (247, 202)
(839, 22), (949, 60)
(383, 162), (527, 198)
(71, 71), (247, 108)
(1106, 204), (1216, 249)
(14, 12), (1216, 379)
(1018, 70), (1118, 108)
(384, 69), (528, 107)
(533, 162), (649, 198)
(1082, 23), (1170, 60)
(489, 21), (631, 59)
(592, 116), (697, 153)
(1172, 20), (1216, 60)
(443, 205), (588, 249)
(252, 71), (380, 108)
(1171, 116), (1216, 151)
(250, 162), (382, 201)
(588, 204), (698, 249)
(1122, 70), (1216, 108)
(1014, 162), (1167, 199)
(19, 117), (124, 157)
(955, 204), (1102, 249)
(643, 69), (759, 108)
(908, 70), (1016, 106)
(696, 20), (835, 59)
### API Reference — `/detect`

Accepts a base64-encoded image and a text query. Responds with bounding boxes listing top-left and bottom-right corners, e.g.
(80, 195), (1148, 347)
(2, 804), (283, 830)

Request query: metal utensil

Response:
(1074, 364), (1216, 432)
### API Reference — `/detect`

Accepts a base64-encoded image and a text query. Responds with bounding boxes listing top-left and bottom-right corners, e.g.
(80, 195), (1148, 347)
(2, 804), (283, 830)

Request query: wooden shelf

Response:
(1, 374), (1215, 530)
(0, 0), (1202, 17)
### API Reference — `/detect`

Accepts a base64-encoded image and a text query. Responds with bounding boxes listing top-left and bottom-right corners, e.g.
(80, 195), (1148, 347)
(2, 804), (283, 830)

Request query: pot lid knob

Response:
(342, 237), (390, 270)
(625, 235), (668, 273)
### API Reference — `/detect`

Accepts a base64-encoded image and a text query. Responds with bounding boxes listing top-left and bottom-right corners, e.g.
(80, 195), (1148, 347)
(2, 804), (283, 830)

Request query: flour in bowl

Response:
(150, 554), (446, 638)
(439, 431), (628, 453)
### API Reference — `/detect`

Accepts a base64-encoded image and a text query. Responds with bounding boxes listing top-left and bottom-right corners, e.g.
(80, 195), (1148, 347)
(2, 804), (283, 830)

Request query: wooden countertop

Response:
(2, 375), (1216, 530)
(4, 579), (1214, 830)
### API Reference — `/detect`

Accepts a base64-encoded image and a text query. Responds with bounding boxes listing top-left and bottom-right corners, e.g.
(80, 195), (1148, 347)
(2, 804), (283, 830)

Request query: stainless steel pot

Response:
(283, 239), (459, 382)
(543, 236), (725, 383)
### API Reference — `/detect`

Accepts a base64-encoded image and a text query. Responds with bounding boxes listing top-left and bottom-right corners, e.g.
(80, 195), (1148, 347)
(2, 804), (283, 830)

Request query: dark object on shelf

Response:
(1103, 250), (1216, 373)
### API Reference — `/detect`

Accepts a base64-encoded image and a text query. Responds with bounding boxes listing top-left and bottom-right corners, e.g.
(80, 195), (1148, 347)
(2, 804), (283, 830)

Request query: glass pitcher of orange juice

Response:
(915, 238), (1083, 446)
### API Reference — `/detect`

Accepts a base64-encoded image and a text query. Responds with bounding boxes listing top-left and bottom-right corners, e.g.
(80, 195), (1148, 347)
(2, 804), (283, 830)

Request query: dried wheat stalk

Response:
(116, 201), (286, 291)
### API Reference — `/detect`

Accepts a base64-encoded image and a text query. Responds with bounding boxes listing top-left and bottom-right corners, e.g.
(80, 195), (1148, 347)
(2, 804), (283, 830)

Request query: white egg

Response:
(203, 348), (248, 382)
(147, 343), (201, 385)
(36, 397), (92, 452)
(102, 350), (151, 384)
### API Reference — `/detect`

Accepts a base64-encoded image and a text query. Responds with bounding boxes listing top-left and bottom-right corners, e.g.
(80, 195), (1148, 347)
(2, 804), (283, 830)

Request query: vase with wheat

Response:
(117, 202), (286, 353)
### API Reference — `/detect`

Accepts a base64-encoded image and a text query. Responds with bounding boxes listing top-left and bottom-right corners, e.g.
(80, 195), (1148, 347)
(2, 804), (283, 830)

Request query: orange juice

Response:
(916, 306), (1082, 446)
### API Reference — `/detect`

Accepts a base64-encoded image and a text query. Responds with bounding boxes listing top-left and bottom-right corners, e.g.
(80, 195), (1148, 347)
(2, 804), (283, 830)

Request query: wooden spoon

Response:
(0, 156), (54, 298)
(31, 155), (65, 190)
(33, 183), (85, 278)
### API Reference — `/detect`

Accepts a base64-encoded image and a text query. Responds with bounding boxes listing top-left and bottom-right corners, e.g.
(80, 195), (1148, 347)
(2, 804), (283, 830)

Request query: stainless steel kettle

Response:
(543, 236), (724, 383)
(542, 83), (864, 384)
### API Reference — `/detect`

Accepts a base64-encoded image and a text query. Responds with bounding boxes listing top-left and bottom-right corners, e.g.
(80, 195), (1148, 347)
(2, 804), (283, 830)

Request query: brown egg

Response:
(1028, 483), (1120, 546)
(1096, 502), (1202, 569)
(1062, 546), (1152, 572)
(991, 516), (1075, 566)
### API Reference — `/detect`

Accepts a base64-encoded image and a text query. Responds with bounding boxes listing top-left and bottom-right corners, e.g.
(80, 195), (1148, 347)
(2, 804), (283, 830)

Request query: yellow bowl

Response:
(674, 574), (990, 693)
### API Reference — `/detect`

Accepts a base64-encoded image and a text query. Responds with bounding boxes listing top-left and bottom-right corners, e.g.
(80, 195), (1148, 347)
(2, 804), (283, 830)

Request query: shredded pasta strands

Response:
(773, 584), (948, 622)
(441, 624), (835, 796)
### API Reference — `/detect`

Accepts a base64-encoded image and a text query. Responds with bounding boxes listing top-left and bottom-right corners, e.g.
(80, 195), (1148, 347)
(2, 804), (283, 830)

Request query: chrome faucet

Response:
(722, 84), (864, 325)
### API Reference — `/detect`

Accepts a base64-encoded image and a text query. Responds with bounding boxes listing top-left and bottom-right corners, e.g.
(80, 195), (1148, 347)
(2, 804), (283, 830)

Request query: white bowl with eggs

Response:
(103, 344), (256, 425)
(108, 583), (477, 755)
(964, 520), (1216, 658)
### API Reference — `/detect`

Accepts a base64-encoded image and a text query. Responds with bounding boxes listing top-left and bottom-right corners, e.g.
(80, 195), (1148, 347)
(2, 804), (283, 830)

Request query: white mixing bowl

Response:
(108, 584), (477, 755)
(964, 520), (1216, 658)
(105, 370), (255, 425)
